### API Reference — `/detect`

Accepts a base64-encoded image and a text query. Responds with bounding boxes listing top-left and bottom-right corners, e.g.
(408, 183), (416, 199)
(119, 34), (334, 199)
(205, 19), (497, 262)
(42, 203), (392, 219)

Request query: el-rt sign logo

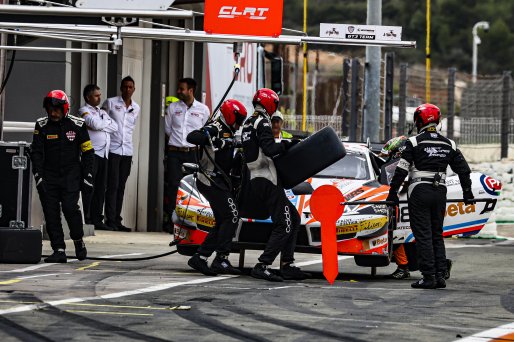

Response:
(205, 0), (283, 37)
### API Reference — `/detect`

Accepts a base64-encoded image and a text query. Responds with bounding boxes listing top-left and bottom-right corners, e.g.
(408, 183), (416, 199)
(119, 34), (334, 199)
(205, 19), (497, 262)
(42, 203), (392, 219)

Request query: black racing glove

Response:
(35, 173), (47, 193)
(462, 188), (475, 205)
(386, 190), (399, 207)
(82, 173), (94, 192)
(213, 137), (233, 149)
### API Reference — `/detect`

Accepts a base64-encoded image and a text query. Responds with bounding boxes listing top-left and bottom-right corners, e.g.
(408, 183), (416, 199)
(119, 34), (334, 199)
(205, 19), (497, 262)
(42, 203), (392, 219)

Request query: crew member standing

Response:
(386, 104), (474, 289)
(79, 84), (118, 231)
(103, 76), (140, 232)
(31, 90), (93, 262)
(164, 78), (210, 220)
(242, 88), (309, 282)
(270, 111), (293, 142)
(186, 99), (247, 276)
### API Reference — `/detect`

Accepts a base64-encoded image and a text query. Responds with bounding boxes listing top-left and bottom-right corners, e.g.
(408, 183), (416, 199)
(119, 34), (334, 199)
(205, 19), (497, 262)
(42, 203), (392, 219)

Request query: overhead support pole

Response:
(363, 0), (382, 143)
(0, 23), (416, 47)
(0, 4), (194, 19)
(426, 0), (431, 101)
(0, 45), (110, 53)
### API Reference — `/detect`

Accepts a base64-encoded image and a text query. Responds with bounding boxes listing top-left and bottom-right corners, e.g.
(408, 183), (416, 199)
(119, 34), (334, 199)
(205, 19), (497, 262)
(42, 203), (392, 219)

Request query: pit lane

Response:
(0, 229), (513, 341)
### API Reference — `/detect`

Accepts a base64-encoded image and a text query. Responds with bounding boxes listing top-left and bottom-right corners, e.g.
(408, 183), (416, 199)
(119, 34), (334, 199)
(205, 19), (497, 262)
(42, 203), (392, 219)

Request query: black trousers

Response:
(105, 153), (132, 226)
(196, 177), (239, 257)
(82, 154), (108, 225)
(251, 178), (300, 265)
(38, 183), (83, 251)
(165, 150), (195, 214)
(408, 184), (448, 277)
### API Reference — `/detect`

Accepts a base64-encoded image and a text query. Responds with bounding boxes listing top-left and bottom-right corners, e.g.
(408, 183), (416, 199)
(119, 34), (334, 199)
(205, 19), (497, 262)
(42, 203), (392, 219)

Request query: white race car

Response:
(173, 142), (501, 269)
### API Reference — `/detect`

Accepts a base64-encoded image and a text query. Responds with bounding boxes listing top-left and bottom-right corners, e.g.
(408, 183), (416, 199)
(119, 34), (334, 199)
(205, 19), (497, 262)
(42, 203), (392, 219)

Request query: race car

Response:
(172, 142), (501, 269)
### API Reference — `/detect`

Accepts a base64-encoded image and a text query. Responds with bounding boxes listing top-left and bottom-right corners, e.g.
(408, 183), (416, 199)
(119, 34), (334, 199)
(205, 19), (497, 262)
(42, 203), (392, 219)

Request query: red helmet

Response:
(220, 99), (248, 128)
(252, 88), (279, 115)
(43, 90), (70, 117)
(413, 103), (441, 129)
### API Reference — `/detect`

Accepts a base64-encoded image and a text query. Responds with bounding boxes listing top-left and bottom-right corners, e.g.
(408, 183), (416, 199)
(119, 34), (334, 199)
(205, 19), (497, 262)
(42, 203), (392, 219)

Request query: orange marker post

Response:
(310, 185), (345, 284)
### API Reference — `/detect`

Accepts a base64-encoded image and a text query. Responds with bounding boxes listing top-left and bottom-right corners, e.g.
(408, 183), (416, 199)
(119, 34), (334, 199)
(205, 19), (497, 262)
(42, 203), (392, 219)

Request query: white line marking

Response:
(446, 244), (491, 249)
(19, 273), (71, 280)
(0, 264), (54, 273)
(294, 256), (352, 267)
(0, 253), (144, 273)
(0, 276), (232, 316)
(454, 321), (514, 341)
(97, 253), (145, 258)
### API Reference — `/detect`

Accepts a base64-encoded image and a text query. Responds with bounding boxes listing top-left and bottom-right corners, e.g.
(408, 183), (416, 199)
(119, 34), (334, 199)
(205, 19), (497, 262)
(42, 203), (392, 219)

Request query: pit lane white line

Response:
(97, 253), (145, 258)
(293, 256), (352, 267)
(0, 276), (233, 316)
(0, 253), (145, 274)
(454, 322), (514, 341)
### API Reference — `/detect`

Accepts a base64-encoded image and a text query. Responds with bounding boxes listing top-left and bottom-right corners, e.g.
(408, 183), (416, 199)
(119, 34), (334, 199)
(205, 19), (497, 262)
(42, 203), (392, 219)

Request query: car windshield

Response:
(315, 152), (370, 180)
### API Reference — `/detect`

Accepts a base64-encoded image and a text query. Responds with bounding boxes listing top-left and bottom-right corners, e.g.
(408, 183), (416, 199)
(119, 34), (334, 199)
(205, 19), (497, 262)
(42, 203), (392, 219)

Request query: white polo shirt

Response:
(79, 103), (118, 158)
(102, 96), (140, 156)
(165, 99), (210, 148)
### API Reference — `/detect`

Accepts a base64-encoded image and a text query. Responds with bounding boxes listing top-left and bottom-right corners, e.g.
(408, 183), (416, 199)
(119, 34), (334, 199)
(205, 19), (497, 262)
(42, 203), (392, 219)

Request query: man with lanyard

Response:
(386, 103), (474, 289)
(31, 90), (93, 262)
(242, 88), (309, 282)
(164, 78), (210, 221)
(79, 84), (118, 231)
(103, 76), (140, 232)
(186, 99), (247, 275)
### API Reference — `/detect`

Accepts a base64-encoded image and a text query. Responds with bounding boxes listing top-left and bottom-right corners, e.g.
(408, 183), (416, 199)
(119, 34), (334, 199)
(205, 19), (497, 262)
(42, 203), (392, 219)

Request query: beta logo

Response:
(480, 175), (502, 196)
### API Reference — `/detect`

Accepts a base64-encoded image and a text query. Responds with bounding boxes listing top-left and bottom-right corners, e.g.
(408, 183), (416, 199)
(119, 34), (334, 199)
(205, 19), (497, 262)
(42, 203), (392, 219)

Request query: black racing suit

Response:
(31, 115), (94, 251)
(241, 113), (300, 265)
(187, 119), (238, 257)
(389, 126), (472, 277)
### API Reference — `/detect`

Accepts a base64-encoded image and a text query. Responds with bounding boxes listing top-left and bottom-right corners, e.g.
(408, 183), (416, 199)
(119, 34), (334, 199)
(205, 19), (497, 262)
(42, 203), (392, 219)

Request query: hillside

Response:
(283, 0), (514, 75)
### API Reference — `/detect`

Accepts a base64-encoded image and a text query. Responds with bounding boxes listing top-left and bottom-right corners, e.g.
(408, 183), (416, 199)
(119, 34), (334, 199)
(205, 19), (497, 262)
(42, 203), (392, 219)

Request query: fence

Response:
(279, 47), (513, 159)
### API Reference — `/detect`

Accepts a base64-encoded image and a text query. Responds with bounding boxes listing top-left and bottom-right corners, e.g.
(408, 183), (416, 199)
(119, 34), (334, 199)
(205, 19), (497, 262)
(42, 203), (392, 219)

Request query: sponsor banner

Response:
(336, 216), (388, 235)
(362, 234), (388, 251)
(205, 0), (284, 37)
(320, 23), (402, 41)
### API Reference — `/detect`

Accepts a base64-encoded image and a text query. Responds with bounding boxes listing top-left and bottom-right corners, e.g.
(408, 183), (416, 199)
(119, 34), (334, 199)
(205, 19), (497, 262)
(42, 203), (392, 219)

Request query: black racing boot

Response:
(444, 259), (453, 280)
(280, 263), (311, 280)
(44, 249), (67, 263)
(411, 275), (437, 289)
(188, 254), (218, 276)
(251, 263), (283, 282)
(210, 254), (241, 275)
(388, 267), (410, 280)
(435, 272), (446, 289)
(73, 239), (87, 261)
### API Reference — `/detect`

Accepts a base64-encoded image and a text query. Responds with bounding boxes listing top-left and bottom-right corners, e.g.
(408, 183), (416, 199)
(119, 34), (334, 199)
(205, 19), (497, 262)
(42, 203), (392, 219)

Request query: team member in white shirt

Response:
(79, 84), (118, 230)
(102, 76), (140, 232)
(164, 78), (210, 223)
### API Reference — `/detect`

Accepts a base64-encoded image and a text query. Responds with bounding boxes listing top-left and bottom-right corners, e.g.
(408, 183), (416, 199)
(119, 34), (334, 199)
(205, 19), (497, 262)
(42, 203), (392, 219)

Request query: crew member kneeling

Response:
(386, 104), (474, 289)
(186, 99), (247, 275)
(31, 90), (94, 263)
(242, 88), (309, 282)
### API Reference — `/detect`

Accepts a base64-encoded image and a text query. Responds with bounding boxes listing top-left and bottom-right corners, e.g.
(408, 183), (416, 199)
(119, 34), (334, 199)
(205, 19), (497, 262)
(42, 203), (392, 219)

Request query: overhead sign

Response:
(204, 0), (284, 37)
(320, 23), (402, 41)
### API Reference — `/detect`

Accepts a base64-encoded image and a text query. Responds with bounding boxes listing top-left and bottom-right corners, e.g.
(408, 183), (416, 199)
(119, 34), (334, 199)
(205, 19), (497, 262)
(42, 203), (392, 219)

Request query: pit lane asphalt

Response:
(0, 227), (513, 342)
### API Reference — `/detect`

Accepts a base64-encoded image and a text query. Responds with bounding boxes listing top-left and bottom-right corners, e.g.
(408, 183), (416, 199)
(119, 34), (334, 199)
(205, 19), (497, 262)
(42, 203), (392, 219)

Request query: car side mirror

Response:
(182, 163), (199, 175)
(291, 181), (314, 195)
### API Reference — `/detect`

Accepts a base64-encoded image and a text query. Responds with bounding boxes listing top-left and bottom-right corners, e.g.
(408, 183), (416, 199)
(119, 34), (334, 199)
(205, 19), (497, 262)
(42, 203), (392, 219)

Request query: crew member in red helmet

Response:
(241, 88), (309, 282)
(31, 90), (94, 263)
(387, 103), (473, 289)
(185, 99), (247, 276)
